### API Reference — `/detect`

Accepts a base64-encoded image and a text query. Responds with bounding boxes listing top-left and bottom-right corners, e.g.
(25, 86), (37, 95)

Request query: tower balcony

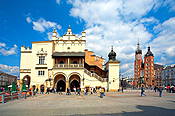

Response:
(54, 64), (84, 69)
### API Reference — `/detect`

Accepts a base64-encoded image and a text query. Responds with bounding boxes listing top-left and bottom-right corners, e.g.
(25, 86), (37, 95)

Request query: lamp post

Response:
(121, 78), (124, 93)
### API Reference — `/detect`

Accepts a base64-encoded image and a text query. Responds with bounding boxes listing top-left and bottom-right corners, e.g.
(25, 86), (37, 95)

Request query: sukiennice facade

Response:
(20, 27), (120, 92)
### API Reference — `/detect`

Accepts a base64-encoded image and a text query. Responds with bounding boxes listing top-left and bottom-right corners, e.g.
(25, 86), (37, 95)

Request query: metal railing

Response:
(0, 91), (35, 104)
(54, 64), (84, 69)
(84, 68), (108, 82)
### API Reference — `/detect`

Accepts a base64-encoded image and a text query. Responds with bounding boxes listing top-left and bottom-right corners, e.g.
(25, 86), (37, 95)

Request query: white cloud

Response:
(68, 0), (158, 76)
(26, 17), (32, 23)
(0, 64), (19, 75)
(0, 43), (17, 56)
(0, 42), (6, 47)
(56, 0), (61, 4)
(151, 17), (175, 64)
(26, 17), (62, 32)
(140, 17), (159, 24)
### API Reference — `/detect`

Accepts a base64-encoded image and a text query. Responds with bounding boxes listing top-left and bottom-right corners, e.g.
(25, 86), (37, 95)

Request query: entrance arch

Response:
(23, 75), (31, 89)
(54, 74), (66, 92)
(69, 74), (80, 91)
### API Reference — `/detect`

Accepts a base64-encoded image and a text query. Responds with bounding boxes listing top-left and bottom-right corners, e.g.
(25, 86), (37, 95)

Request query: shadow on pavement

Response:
(70, 105), (175, 116)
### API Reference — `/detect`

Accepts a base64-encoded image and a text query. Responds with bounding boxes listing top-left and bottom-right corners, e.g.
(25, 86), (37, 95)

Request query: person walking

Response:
(158, 86), (163, 97)
(141, 86), (146, 96)
(77, 87), (81, 95)
(36, 88), (39, 94)
(46, 88), (50, 94)
(73, 87), (76, 95)
(100, 88), (105, 98)
(154, 86), (157, 92)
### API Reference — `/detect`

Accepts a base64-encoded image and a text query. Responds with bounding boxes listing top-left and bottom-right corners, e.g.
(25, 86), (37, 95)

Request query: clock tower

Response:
(134, 42), (143, 87)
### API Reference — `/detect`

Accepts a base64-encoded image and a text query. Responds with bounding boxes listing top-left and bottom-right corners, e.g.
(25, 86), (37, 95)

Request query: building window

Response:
(38, 71), (45, 76)
(39, 56), (45, 64)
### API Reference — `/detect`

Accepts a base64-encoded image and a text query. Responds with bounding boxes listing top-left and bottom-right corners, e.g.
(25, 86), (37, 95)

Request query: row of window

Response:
(38, 71), (45, 76)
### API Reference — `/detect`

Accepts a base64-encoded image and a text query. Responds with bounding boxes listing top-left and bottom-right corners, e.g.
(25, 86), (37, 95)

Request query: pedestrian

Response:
(59, 87), (62, 95)
(90, 87), (93, 94)
(100, 88), (105, 98)
(158, 86), (163, 97)
(154, 86), (157, 92)
(36, 88), (39, 94)
(77, 87), (81, 95)
(46, 87), (50, 94)
(93, 87), (96, 93)
(84, 88), (88, 95)
(66, 88), (71, 95)
(73, 87), (76, 95)
(141, 86), (146, 96)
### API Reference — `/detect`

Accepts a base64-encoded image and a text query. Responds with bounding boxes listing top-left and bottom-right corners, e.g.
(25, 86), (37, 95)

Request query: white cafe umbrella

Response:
(8, 85), (12, 88)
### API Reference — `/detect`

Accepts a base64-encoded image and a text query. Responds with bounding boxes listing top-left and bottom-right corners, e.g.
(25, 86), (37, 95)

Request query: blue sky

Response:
(0, 0), (175, 77)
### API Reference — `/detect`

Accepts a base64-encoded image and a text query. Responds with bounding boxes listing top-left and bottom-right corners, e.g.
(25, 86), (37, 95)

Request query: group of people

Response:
(165, 85), (175, 93)
(0, 87), (5, 92)
(141, 86), (164, 97)
(30, 86), (106, 98)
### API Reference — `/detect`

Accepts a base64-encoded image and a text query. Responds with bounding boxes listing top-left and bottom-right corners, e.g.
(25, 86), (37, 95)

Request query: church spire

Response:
(135, 40), (142, 54)
(66, 25), (72, 35)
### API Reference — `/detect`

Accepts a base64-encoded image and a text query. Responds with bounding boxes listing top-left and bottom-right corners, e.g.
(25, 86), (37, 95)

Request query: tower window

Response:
(39, 56), (45, 64)
(38, 71), (45, 76)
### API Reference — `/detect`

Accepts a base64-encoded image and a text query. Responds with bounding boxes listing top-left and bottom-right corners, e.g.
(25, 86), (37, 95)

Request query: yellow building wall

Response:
(107, 62), (120, 91)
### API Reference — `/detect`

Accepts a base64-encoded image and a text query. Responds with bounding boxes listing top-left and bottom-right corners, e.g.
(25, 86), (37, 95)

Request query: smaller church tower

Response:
(134, 42), (143, 87)
(52, 28), (58, 40)
(106, 46), (120, 91)
(144, 46), (155, 87)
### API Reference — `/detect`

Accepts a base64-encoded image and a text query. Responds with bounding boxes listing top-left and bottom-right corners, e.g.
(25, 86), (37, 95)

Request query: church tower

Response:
(106, 46), (120, 91)
(134, 42), (143, 87)
(144, 46), (155, 87)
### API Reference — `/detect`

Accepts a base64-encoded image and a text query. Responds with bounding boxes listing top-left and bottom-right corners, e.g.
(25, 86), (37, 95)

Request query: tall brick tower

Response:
(144, 46), (155, 87)
(134, 42), (143, 87)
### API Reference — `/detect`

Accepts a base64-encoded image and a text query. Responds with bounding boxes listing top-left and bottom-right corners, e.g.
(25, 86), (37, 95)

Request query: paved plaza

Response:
(0, 90), (175, 116)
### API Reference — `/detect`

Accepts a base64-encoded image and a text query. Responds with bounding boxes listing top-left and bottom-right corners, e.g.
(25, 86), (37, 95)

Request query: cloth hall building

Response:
(20, 27), (120, 92)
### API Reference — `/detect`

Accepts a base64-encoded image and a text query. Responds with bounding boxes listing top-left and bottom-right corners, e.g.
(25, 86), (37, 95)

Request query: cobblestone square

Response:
(0, 90), (175, 116)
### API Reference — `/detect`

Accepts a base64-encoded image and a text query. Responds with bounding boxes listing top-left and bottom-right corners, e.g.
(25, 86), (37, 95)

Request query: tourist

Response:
(77, 87), (81, 95)
(84, 88), (88, 95)
(66, 88), (71, 95)
(46, 88), (50, 94)
(141, 86), (146, 96)
(154, 86), (157, 92)
(170, 85), (174, 93)
(93, 87), (96, 93)
(100, 88), (105, 98)
(90, 87), (93, 94)
(158, 86), (163, 97)
(36, 88), (39, 94)
(59, 87), (62, 95)
(73, 87), (76, 95)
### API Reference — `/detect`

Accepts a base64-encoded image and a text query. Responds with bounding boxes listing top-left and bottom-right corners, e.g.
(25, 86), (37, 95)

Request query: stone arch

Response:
(68, 72), (82, 80)
(23, 75), (31, 89)
(54, 73), (66, 92)
(69, 73), (81, 91)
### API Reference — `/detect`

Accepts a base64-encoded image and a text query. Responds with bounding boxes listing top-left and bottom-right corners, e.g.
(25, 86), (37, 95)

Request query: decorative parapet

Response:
(21, 46), (32, 53)
(20, 69), (31, 73)
(54, 64), (84, 69)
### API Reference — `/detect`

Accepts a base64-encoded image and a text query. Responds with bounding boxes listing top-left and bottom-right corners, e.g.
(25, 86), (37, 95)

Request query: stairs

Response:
(84, 68), (107, 82)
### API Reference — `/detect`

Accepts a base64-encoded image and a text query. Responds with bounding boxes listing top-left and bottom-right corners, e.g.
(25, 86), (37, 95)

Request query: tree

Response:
(12, 82), (17, 92)
(22, 79), (27, 92)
